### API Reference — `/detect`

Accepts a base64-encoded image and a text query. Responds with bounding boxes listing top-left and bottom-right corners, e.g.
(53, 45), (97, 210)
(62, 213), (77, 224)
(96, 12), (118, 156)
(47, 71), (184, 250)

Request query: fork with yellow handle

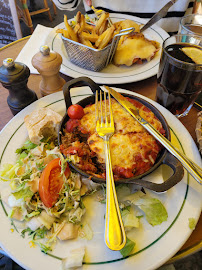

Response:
(91, 5), (113, 27)
(95, 89), (126, 250)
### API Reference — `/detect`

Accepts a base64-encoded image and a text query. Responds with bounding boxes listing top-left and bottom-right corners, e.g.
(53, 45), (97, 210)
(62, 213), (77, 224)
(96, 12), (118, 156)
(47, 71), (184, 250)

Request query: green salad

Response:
(0, 138), (168, 268)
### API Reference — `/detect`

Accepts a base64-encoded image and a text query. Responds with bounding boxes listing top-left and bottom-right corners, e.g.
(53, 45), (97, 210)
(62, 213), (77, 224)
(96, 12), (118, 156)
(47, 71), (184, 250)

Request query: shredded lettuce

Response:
(21, 226), (48, 241)
(78, 223), (93, 240)
(46, 221), (66, 245)
(188, 218), (196, 230)
(120, 190), (145, 205)
(121, 206), (140, 230)
(36, 161), (46, 171)
(25, 211), (41, 219)
(21, 227), (52, 252)
(118, 188), (167, 227)
(37, 242), (52, 253)
(116, 185), (131, 201)
(0, 134), (169, 260)
(8, 207), (17, 218)
(17, 152), (28, 163)
(16, 140), (37, 154)
(21, 170), (32, 180)
(37, 211), (55, 230)
(0, 163), (19, 181)
(0, 137), (100, 254)
(120, 237), (135, 257)
(136, 197), (168, 226)
(12, 185), (34, 201)
(68, 207), (86, 224)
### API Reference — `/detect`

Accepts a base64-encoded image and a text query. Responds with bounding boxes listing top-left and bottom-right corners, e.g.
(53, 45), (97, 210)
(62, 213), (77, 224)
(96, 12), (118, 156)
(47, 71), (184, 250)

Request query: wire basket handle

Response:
(106, 27), (135, 66)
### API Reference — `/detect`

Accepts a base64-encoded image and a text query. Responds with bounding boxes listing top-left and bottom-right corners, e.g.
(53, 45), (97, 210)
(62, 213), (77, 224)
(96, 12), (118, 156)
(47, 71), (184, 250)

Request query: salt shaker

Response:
(0, 58), (38, 115)
(32, 45), (65, 96)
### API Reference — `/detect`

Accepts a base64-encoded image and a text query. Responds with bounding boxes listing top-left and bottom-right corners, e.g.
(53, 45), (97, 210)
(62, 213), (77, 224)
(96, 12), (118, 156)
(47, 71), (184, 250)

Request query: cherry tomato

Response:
(67, 104), (84, 119)
(39, 158), (70, 208)
(65, 119), (80, 132)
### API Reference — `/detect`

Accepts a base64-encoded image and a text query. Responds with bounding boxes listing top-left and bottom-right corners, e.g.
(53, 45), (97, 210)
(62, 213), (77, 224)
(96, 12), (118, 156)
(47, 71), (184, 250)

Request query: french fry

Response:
(98, 25), (115, 49)
(56, 29), (63, 34)
(75, 11), (81, 24)
(81, 31), (99, 43)
(56, 11), (158, 69)
(79, 35), (94, 48)
(95, 12), (109, 33)
(57, 11), (118, 51)
(63, 29), (71, 39)
(64, 15), (79, 42)
(94, 29), (108, 48)
(78, 14), (86, 33)
(84, 23), (95, 32)
(56, 29), (71, 39)
(74, 23), (80, 34)
(98, 19), (108, 35)
(95, 25), (115, 48)
(90, 27), (97, 36)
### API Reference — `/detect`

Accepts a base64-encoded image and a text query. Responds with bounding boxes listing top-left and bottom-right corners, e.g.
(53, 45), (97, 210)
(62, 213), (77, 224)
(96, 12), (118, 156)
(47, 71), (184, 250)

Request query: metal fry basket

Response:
(61, 27), (134, 72)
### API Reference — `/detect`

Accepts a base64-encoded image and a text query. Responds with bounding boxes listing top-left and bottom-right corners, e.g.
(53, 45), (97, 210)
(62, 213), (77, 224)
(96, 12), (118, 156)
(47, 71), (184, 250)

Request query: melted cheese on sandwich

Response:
(114, 33), (159, 66)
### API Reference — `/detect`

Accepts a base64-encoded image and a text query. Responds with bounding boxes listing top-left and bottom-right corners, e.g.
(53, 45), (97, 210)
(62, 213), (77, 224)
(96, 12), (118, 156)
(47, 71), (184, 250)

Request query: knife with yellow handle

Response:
(104, 85), (202, 185)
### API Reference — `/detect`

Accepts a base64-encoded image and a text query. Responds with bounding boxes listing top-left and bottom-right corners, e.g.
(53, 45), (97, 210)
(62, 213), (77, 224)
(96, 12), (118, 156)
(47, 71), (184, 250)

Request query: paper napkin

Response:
(15, 24), (53, 74)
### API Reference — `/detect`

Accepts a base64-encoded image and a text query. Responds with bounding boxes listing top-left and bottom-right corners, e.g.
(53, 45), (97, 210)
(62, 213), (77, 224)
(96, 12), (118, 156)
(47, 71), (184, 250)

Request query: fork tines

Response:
(95, 90), (114, 132)
(91, 5), (113, 27)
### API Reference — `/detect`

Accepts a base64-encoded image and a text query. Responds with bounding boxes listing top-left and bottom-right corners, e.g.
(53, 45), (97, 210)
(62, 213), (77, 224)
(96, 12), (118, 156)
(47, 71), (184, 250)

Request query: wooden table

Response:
(0, 37), (201, 264)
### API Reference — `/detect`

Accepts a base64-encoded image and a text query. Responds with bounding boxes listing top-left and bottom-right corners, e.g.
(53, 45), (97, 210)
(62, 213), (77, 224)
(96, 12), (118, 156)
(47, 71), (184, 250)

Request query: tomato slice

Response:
(39, 158), (70, 208)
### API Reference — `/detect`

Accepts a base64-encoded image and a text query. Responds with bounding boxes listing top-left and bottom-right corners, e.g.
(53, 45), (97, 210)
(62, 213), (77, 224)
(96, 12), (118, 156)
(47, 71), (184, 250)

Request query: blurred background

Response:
(19, 0), (85, 37)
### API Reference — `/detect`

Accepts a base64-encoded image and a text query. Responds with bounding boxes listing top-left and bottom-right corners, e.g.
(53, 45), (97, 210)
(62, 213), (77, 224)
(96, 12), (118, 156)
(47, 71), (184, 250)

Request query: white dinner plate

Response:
(0, 87), (201, 270)
(45, 14), (169, 84)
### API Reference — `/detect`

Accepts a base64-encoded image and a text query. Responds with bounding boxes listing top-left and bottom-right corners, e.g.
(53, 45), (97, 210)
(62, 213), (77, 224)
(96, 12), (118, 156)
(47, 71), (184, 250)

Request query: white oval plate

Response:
(45, 14), (169, 84)
(0, 87), (201, 270)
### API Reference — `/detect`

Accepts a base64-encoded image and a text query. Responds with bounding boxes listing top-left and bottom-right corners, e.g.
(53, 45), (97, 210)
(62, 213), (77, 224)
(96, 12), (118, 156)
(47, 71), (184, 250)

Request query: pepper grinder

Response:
(32, 45), (66, 96)
(0, 58), (38, 115)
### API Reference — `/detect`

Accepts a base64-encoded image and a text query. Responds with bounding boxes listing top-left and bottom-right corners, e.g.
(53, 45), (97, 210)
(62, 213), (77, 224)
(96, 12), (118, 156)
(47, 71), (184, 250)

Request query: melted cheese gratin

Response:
(61, 98), (165, 179)
(80, 99), (164, 135)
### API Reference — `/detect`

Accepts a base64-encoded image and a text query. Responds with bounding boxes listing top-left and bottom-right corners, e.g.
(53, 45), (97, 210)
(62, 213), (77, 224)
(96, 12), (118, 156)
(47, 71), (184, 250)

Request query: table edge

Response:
(0, 36), (31, 52)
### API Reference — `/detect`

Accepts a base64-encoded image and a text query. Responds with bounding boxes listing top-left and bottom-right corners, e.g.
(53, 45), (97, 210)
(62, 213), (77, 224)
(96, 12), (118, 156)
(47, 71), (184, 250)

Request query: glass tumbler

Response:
(178, 14), (202, 37)
(155, 34), (202, 118)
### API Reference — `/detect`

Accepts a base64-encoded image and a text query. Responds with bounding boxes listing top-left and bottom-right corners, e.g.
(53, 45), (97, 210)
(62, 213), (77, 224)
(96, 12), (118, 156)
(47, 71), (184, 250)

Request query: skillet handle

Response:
(160, 152), (184, 191)
(63, 76), (102, 109)
(128, 152), (184, 192)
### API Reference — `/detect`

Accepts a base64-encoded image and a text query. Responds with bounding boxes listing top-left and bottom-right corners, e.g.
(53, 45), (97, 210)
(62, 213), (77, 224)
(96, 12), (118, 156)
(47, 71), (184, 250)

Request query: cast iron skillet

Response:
(58, 77), (184, 192)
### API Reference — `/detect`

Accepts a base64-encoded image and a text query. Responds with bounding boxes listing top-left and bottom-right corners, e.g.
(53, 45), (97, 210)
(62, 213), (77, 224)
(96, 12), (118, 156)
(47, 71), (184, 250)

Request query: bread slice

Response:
(24, 108), (62, 145)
